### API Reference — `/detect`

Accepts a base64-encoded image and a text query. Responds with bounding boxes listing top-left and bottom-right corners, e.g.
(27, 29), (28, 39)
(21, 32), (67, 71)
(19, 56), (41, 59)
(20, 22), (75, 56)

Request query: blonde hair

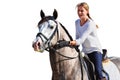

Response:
(76, 2), (99, 28)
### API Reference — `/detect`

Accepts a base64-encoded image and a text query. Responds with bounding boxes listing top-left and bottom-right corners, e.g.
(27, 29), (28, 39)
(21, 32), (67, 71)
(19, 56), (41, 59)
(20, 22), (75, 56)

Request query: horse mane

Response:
(59, 22), (73, 41)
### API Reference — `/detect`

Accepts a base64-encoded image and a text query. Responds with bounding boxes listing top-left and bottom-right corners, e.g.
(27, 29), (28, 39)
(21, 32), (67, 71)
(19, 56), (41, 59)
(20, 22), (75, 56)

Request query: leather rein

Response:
(36, 19), (87, 80)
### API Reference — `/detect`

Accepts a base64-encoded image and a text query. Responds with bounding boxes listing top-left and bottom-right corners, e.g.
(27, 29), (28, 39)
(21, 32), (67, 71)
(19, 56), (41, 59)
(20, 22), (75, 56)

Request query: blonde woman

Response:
(70, 2), (106, 80)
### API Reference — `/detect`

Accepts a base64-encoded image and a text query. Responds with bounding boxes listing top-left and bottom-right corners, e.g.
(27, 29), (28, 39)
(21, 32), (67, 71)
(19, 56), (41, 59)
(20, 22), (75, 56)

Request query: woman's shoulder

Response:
(75, 19), (80, 23)
(87, 19), (97, 29)
(88, 19), (93, 22)
(87, 19), (96, 25)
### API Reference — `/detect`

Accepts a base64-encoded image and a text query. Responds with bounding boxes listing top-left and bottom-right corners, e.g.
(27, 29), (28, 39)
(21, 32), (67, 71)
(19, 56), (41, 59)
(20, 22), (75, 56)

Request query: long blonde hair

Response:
(76, 2), (99, 28)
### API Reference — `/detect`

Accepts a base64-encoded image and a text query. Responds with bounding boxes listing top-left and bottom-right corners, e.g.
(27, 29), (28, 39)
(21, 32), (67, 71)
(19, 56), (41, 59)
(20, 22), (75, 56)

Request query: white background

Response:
(0, 0), (120, 80)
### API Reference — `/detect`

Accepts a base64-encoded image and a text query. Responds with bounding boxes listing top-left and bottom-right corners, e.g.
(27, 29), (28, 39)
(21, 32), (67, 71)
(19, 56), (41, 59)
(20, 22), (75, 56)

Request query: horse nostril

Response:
(38, 42), (40, 47)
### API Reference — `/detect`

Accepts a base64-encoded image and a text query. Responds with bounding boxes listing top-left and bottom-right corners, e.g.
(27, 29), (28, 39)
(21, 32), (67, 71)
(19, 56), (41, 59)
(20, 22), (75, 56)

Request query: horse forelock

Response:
(38, 16), (55, 26)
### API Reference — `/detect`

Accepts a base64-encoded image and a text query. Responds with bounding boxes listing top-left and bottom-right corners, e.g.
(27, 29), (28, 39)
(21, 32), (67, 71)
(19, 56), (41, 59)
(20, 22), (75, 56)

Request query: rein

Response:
(44, 22), (79, 60)
(51, 22), (85, 80)
(54, 22), (93, 80)
(51, 40), (79, 60)
(37, 19), (87, 80)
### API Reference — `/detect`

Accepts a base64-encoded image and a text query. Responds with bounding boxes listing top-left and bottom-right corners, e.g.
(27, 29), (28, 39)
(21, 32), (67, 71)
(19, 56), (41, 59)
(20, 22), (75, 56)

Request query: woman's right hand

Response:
(70, 40), (76, 46)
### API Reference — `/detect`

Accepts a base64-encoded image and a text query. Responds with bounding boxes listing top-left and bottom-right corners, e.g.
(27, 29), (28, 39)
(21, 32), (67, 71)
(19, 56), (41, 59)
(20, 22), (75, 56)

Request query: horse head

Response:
(32, 9), (63, 52)
(32, 9), (94, 80)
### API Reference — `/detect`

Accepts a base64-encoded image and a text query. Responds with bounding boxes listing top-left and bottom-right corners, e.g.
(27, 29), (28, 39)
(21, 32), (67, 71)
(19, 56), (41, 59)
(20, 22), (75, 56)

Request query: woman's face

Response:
(77, 6), (88, 19)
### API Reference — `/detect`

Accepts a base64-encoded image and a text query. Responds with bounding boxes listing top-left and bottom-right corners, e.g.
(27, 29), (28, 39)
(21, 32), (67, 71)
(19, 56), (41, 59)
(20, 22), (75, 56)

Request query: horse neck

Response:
(49, 23), (85, 80)
(58, 22), (71, 41)
(49, 47), (82, 80)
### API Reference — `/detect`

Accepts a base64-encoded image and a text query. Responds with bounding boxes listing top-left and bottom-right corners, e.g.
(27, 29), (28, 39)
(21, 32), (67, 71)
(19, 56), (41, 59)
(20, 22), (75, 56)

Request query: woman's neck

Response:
(80, 18), (89, 26)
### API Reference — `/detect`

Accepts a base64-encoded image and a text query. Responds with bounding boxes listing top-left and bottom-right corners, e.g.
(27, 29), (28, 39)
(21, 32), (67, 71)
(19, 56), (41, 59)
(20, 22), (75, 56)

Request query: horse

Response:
(32, 9), (120, 80)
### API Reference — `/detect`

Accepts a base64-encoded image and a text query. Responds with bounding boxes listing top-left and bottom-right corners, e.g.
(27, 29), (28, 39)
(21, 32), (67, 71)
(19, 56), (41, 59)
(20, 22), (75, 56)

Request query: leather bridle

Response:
(36, 20), (59, 51)
(36, 18), (88, 80)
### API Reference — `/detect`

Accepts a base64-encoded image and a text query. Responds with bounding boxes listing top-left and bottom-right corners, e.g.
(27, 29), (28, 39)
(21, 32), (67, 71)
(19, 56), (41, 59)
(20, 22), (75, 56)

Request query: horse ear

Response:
(53, 9), (58, 20)
(40, 10), (45, 19)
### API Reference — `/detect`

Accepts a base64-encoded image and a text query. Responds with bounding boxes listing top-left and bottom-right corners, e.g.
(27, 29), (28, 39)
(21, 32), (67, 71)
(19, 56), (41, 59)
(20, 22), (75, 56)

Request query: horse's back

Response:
(102, 57), (120, 80)
(110, 57), (120, 71)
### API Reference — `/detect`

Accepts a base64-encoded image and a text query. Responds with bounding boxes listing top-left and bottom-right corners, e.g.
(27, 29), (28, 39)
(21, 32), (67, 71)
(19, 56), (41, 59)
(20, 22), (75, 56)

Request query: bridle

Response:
(36, 18), (81, 59)
(36, 19), (60, 51)
(36, 18), (89, 80)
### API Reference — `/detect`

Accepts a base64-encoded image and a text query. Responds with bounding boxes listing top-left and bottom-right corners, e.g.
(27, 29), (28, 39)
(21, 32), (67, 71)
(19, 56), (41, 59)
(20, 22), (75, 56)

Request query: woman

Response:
(70, 2), (106, 80)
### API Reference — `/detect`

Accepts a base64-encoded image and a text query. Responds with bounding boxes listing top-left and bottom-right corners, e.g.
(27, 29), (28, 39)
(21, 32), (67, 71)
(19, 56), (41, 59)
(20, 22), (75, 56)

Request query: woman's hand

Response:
(70, 40), (76, 46)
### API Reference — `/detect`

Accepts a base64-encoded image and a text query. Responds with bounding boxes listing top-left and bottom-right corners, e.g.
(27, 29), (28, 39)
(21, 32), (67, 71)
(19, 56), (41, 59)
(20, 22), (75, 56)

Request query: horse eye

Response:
(50, 26), (54, 29)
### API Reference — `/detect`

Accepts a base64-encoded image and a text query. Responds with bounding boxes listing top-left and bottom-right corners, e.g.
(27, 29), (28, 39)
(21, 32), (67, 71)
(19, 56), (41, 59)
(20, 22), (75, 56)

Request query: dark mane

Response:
(59, 23), (73, 41)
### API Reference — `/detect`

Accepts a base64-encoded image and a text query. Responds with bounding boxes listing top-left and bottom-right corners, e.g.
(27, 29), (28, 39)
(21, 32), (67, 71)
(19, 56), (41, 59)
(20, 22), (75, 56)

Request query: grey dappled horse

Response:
(32, 9), (120, 80)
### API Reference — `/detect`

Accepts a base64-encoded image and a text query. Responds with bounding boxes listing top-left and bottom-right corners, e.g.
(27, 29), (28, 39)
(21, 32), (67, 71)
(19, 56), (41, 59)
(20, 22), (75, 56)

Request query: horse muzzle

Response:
(32, 40), (45, 53)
